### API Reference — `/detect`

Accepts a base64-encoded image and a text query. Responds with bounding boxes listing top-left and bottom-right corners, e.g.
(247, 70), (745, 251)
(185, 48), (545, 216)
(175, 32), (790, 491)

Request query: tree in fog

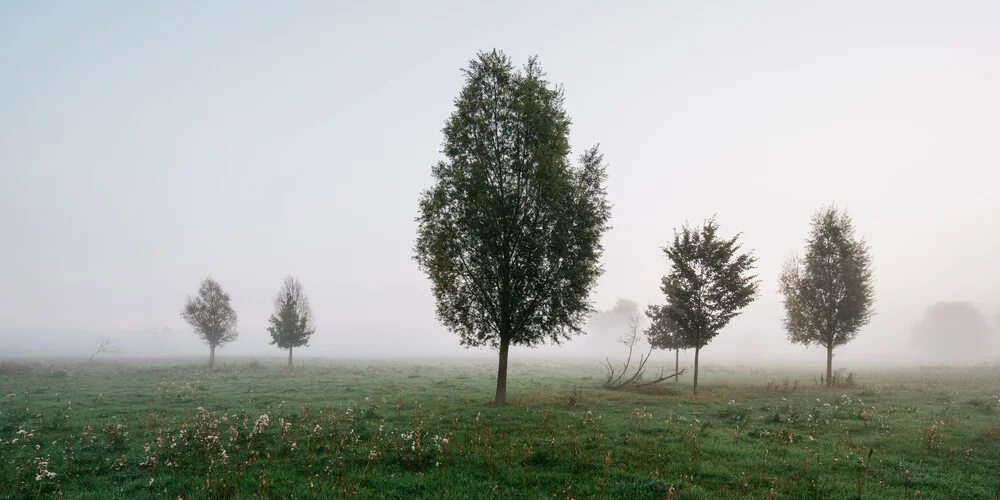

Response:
(778, 206), (874, 387)
(414, 50), (611, 405)
(587, 299), (641, 354)
(644, 303), (686, 384)
(89, 340), (119, 362)
(651, 218), (759, 397)
(911, 301), (992, 363)
(267, 276), (315, 370)
(181, 277), (238, 370)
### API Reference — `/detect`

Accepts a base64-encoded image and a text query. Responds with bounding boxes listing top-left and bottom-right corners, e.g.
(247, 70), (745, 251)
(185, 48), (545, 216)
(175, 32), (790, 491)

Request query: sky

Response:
(1, 1), (998, 365)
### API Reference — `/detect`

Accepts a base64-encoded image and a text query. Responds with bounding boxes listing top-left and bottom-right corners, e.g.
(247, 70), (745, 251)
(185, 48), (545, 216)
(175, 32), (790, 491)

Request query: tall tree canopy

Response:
(778, 206), (875, 386)
(652, 218), (759, 396)
(414, 50), (611, 404)
(267, 276), (316, 370)
(181, 277), (238, 370)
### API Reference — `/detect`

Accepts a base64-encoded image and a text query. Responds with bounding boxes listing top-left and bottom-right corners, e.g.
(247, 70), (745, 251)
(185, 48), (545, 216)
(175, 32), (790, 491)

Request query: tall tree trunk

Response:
(288, 347), (293, 370)
(826, 345), (833, 388)
(495, 337), (510, 405)
(674, 349), (679, 384)
(209, 345), (216, 370)
(693, 346), (700, 397)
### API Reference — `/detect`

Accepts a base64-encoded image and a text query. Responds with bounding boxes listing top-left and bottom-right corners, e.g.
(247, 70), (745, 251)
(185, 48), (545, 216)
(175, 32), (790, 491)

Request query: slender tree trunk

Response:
(209, 345), (216, 370)
(674, 349), (679, 384)
(826, 345), (833, 388)
(693, 347), (700, 397)
(495, 337), (510, 405)
(288, 347), (293, 370)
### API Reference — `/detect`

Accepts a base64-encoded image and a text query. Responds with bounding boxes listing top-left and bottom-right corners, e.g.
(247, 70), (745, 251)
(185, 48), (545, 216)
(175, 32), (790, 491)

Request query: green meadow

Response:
(1, 360), (999, 499)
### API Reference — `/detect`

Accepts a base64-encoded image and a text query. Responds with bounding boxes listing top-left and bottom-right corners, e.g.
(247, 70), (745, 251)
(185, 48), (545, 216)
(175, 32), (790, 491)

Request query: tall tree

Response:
(181, 277), (238, 370)
(644, 303), (686, 384)
(778, 206), (875, 387)
(266, 276), (316, 370)
(652, 218), (759, 397)
(414, 50), (611, 405)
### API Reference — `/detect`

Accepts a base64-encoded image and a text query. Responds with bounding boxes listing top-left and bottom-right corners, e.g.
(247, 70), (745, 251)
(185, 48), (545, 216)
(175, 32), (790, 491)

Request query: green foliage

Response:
(644, 302), (685, 351)
(414, 50), (611, 402)
(653, 218), (759, 350)
(181, 277), (238, 368)
(778, 206), (875, 350)
(1, 362), (998, 498)
(266, 276), (315, 352)
(648, 218), (759, 395)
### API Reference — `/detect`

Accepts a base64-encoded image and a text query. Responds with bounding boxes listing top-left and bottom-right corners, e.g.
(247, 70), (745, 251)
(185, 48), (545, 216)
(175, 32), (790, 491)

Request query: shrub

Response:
(821, 369), (857, 389)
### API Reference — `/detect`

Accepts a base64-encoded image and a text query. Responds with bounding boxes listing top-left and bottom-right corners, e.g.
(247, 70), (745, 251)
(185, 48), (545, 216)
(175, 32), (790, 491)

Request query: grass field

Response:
(1, 358), (999, 499)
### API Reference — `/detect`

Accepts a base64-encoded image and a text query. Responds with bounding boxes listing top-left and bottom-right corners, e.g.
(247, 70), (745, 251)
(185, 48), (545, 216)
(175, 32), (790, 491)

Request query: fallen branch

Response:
(634, 367), (686, 387)
(603, 314), (684, 389)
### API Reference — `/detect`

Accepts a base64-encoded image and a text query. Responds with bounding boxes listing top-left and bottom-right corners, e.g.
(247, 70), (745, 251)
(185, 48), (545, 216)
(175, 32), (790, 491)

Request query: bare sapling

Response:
(89, 340), (120, 362)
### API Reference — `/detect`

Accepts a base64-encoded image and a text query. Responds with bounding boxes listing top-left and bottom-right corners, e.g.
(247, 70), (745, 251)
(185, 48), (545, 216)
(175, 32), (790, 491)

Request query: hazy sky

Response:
(2, 1), (998, 363)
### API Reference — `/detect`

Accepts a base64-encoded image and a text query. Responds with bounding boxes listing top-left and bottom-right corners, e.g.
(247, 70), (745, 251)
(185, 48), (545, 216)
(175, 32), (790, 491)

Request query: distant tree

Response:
(588, 299), (640, 331)
(644, 303), (686, 384)
(587, 299), (641, 353)
(89, 339), (120, 362)
(911, 301), (992, 363)
(652, 218), (759, 397)
(778, 206), (874, 387)
(181, 277), (238, 370)
(414, 50), (612, 405)
(266, 276), (316, 370)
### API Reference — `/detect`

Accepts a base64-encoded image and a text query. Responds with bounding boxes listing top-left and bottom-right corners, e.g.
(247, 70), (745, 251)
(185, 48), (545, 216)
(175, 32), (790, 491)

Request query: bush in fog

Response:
(911, 301), (992, 363)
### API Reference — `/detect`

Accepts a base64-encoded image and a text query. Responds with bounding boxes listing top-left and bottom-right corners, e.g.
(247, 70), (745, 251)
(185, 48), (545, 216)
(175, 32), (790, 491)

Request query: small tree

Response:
(644, 303), (686, 384)
(181, 277), (238, 370)
(266, 276), (315, 370)
(653, 218), (759, 397)
(779, 206), (874, 387)
(414, 50), (611, 404)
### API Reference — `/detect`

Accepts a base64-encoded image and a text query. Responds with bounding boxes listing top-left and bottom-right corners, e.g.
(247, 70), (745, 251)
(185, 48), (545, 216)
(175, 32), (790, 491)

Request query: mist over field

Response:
(1, 299), (998, 367)
(2, 2), (999, 369)
(4, 6), (1000, 498)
